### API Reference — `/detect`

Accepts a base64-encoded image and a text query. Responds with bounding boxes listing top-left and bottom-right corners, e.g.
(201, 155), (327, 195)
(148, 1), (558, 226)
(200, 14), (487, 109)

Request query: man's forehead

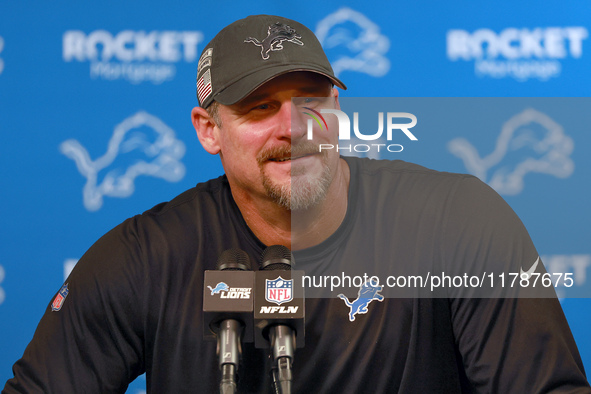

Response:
(237, 72), (332, 106)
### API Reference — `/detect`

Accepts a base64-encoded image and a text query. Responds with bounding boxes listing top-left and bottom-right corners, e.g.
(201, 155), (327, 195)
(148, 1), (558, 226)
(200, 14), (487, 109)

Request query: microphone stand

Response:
(218, 319), (242, 394)
(257, 245), (301, 394)
(269, 325), (294, 394)
(203, 248), (253, 394)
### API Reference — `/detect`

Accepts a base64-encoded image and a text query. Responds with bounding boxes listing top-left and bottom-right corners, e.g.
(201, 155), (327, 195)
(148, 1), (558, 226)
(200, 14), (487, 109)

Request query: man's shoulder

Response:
(106, 174), (233, 244)
(141, 174), (231, 218)
(344, 156), (475, 184)
(343, 156), (499, 212)
(95, 174), (235, 265)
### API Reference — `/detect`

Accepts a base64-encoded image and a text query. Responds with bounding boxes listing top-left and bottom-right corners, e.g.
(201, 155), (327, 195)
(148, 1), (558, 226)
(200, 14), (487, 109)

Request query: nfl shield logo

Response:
(51, 283), (69, 312)
(265, 276), (293, 305)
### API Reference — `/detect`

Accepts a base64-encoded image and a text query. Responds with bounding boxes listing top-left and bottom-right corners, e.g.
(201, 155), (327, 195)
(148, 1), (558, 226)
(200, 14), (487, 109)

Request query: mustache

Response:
(257, 141), (322, 163)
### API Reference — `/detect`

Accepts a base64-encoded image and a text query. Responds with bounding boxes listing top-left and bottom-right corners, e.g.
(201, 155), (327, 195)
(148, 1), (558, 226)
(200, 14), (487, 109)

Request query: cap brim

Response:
(212, 64), (347, 106)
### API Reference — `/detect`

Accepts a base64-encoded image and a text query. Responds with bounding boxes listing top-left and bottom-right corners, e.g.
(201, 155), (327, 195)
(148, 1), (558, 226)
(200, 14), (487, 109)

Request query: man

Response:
(4, 14), (590, 393)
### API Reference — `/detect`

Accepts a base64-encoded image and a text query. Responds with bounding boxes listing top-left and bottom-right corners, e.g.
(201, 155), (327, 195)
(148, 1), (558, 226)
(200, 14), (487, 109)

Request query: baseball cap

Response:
(196, 14), (347, 108)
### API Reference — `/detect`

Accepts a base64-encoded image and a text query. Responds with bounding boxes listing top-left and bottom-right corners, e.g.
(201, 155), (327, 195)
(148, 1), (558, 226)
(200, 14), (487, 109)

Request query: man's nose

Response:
(275, 100), (307, 141)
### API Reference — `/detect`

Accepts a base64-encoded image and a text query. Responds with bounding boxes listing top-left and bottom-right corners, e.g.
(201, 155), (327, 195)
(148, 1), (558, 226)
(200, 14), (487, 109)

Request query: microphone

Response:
(254, 245), (305, 394)
(203, 249), (254, 394)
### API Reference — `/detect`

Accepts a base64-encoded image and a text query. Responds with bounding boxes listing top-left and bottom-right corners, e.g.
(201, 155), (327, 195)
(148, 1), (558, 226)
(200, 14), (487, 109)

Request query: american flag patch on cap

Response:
(197, 69), (212, 104)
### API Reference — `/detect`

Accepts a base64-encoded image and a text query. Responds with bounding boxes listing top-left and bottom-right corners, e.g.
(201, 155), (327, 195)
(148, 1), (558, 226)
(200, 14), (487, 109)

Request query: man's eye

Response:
(299, 97), (330, 108)
(300, 98), (319, 105)
(253, 103), (270, 111)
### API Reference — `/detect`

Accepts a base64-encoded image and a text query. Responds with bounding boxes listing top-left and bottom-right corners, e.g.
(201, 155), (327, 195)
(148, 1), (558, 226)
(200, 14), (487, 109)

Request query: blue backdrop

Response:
(1, 1), (590, 392)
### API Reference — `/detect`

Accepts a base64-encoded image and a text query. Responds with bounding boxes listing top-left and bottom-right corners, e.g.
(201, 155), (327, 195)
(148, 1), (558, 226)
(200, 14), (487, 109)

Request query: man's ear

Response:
(192, 106), (221, 155)
(332, 88), (340, 109)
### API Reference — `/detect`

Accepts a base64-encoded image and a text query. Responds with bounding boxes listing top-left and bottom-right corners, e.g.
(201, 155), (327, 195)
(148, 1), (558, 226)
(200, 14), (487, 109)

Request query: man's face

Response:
(213, 72), (340, 211)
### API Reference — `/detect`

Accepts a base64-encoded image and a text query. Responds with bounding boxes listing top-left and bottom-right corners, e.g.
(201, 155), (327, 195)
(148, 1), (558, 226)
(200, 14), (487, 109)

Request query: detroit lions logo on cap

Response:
(244, 22), (304, 60)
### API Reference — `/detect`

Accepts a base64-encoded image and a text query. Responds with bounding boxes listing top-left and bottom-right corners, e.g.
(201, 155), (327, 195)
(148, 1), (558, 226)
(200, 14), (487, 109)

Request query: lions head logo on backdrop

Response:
(244, 22), (304, 60)
(315, 7), (390, 78)
(447, 108), (574, 195)
(60, 111), (186, 211)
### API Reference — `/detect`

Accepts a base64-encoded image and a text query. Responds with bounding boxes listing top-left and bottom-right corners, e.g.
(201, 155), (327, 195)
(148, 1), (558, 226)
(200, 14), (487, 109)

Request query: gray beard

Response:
(262, 162), (332, 211)
(258, 142), (333, 211)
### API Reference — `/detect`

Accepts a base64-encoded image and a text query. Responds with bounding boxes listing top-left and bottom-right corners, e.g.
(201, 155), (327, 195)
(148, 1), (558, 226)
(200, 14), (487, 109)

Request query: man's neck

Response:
(232, 158), (350, 251)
